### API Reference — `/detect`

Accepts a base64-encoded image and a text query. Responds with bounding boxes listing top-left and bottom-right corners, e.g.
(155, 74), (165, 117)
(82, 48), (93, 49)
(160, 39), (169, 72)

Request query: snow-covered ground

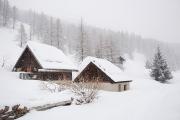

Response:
(0, 69), (72, 107)
(0, 27), (180, 120)
(1, 69), (180, 120)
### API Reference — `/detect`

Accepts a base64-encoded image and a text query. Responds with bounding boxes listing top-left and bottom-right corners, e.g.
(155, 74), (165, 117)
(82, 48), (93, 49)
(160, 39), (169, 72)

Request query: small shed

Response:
(13, 41), (77, 80)
(74, 57), (132, 92)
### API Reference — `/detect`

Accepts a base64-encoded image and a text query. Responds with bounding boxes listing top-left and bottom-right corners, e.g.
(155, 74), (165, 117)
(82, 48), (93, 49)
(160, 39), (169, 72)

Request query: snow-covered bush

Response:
(40, 79), (99, 105)
(70, 78), (99, 105)
(1, 57), (6, 68)
(70, 80), (99, 105)
(40, 81), (65, 93)
(55, 78), (99, 105)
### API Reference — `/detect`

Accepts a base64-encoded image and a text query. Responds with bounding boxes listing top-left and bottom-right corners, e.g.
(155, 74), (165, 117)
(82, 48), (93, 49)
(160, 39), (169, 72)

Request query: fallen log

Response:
(31, 99), (73, 111)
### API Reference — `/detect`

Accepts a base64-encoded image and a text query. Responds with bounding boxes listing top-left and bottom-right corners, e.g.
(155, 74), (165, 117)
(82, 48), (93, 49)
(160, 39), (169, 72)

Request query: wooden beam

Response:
(31, 99), (73, 111)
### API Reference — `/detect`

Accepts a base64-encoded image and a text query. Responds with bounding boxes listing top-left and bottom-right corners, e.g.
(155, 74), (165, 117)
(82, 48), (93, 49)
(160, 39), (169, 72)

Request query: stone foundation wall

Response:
(99, 82), (130, 92)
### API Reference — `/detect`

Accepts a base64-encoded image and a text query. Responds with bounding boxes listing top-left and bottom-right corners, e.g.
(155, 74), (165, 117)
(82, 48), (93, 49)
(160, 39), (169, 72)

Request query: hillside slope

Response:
(0, 27), (180, 120)
(0, 28), (22, 70)
(0, 27), (73, 106)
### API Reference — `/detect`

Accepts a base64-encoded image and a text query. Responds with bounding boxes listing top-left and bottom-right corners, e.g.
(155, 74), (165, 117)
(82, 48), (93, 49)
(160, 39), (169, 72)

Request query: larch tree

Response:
(41, 15), (50, 44)
(0, 0), (2, 13)
(78, 18), (87, 61)
(109, 38), (115, 63)
(38, 12), (47, 41)
(2, 0), (10, 26)
(95, 41), (102, 58)
(29, 25), (33, 41)
(150, 47), (173, 83)
(102, 35), (113, 62)
(29, 11), (36, 41)
(12, 6), (17, 29)
(55, 18), (63, 49)
(95, 34), (103, 58)
(49, 17), (54, 46)
(0, 0), (2, 25)
(17, 24), (27, 48)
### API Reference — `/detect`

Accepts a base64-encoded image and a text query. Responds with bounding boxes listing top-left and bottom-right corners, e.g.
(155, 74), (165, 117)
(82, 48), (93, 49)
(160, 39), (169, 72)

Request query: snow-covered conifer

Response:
(150, 47), (173, 82)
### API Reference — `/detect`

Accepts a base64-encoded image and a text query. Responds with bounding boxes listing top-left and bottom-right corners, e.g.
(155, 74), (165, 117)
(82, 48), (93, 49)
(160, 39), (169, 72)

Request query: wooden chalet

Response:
(74, 57), (132, 92)
(13, 41), (77, 80)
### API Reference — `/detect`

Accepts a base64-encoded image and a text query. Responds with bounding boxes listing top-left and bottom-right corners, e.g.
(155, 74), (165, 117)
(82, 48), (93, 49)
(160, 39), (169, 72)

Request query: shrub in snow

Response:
(150, 47), (173, 83)
(40, 79), (99, 105)
(40, 81), (66, 93)
(62, 80), (99, 105)
(1, 57), (7, 68)
(70, 79), (99, 105)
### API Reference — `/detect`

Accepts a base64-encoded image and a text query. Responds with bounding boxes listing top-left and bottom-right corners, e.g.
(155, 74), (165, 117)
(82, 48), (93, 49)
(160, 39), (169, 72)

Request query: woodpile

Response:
(0, 105), (29, 120)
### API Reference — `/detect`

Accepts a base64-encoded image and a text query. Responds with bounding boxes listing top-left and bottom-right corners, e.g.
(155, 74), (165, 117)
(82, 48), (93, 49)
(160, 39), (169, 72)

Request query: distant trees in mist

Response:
(0, 0), (180, 70)
(0, 0), (17, 28)
(17, 24), (27, 47)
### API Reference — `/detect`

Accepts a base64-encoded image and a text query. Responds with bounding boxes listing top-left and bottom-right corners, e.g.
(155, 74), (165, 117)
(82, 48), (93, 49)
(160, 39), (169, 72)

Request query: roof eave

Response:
(38, 68), (78, 72)
(112, 80), (133, 83)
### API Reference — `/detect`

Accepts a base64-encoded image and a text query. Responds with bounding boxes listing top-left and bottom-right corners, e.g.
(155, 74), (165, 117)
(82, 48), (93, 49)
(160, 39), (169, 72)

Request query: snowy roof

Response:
(75, 56), (132, 82)
(25, 41), (77, 71)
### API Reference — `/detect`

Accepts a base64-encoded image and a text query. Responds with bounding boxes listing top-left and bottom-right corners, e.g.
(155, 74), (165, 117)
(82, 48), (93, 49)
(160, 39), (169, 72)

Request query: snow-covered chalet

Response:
(13, 41), (77, 80)
(74, 57), (132, 92)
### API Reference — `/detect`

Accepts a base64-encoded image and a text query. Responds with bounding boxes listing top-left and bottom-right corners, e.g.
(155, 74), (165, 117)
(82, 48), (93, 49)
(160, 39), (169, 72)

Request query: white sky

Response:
(10, 0), (180, 43)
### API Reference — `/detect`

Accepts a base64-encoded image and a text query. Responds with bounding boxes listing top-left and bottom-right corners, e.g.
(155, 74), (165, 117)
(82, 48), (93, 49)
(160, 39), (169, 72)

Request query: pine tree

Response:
(150, 47), (173, 83)
(17, 24), (27, 47)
